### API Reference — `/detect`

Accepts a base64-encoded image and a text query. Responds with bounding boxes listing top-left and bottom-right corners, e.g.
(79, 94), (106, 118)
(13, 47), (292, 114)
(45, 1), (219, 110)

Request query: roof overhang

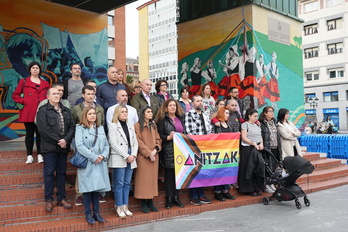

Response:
(45, 0), (137, 14)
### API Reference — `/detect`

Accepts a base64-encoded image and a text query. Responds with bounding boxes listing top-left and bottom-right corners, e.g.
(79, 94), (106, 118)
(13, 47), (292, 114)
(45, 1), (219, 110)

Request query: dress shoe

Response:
(57, 199), (72, 209)
(93, 213), (106, 222)
(165, 196), (172, 209)
(45, 201), (53, 212)
(86, 214), (96, 224)
(173, 196), (184, 207)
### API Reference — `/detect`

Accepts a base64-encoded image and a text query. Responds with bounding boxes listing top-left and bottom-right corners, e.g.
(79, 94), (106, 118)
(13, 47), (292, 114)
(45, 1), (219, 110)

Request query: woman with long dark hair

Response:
(238, 108), (265, 196)
(259, 106), (281, 193)
(277, 108), (302, 159)
(156, 99), (185, 209)
(134, 105), (162, 213)
(75, 106), (110, 224)
(12, 61), (50, 164)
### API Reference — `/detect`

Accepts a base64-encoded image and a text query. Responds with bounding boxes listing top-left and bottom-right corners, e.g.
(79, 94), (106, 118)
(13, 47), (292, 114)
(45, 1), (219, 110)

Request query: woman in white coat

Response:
(75, 106), (110, 224)
(277, 108), (302, 159)
(108, 106), (138, 218)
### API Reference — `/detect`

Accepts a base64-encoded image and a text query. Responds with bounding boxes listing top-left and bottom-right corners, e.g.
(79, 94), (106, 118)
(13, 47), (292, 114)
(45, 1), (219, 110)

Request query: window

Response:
(304, 24), (318, 35)
(305, 71), (319, 81)
(327, 18), (342, 30)
(327, 42), (343, 55)
(327, 0), (343, 7)
(108, 59), (114, 67)
(304, 47), (319, 59)
(108, 15), (114, 25)
(305, 94), (316, 103)
(108, 37), (114, 47)
(323, 92), (338, 102)
(329, 68), (344, 78)
(304, 1), (319, 13)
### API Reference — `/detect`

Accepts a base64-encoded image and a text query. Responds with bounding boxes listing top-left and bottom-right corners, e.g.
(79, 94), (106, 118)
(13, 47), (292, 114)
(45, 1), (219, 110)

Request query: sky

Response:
(125, 0), (149, 58)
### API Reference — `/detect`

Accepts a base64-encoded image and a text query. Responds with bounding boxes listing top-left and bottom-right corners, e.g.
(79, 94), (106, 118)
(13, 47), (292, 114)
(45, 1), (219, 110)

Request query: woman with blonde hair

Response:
(130, 80), (142, 97)
(75, 106), (110, 224)
(108, 105), (138, 218)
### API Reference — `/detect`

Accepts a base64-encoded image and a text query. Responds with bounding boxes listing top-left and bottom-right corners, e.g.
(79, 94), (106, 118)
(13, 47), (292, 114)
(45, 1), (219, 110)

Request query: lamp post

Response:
(308, 97), (319, 132)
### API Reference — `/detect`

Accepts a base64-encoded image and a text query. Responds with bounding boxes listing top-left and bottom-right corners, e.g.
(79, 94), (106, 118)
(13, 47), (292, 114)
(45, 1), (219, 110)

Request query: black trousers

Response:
(24, 122), (41, 155)
(164, 168), (179, 197)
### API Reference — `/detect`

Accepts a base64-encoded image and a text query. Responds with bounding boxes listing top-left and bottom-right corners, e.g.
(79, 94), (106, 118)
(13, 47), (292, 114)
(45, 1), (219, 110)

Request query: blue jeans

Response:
(214, 185), (229, 193)
(43, 152), (68, 201)
(112, 163), (133, 207)
(83, 192), (99, 215)
(189, 187), (205, 199)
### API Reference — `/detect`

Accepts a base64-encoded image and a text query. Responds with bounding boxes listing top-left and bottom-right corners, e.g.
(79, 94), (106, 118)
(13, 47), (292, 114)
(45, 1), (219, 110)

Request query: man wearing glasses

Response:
(226, 87), (244, 118)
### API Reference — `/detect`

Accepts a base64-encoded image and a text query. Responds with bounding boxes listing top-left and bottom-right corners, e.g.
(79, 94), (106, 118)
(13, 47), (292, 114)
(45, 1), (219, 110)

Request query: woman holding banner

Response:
(156, 99), (185, 209)
(212, 107), (237, 201)
(238, 108), (265, 196)
(134, 105), (162, 213)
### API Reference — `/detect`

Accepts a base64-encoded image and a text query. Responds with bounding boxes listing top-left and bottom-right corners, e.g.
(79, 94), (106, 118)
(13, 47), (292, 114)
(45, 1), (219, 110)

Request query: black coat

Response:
(260, 119), (282, 160)
(157, 114), (184, 169)
(37, 102), (76, 154)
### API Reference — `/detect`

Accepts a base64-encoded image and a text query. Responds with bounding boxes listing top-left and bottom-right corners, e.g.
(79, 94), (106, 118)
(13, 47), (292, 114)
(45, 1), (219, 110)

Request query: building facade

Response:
(299, 0), (347, 130)
(138, 0), (179, 98)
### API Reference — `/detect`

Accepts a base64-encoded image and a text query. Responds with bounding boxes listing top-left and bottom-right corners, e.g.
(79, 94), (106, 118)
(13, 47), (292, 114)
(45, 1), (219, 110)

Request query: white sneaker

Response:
(38, 154), (44, 163)
(264, 185), (275, 193)
(26, 155), (34, 164)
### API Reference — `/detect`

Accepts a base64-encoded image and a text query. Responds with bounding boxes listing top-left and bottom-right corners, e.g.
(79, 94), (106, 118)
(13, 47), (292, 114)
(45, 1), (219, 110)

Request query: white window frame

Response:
(304, 47), (319, 59)
(304, 1), (319, 13)
(327, 18), (342, 30)
(328, 68), (344, 79)
(327, 42), (343, 55)
(304, 24), (318, 35)
(305, 71), (319, 81)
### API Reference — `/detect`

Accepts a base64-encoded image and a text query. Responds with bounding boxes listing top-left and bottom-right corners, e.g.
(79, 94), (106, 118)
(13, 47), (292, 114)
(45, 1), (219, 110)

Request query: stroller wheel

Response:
(295, 200), (301, 209)
(262, 197), (269, 205)
(304, 197), (310, 207)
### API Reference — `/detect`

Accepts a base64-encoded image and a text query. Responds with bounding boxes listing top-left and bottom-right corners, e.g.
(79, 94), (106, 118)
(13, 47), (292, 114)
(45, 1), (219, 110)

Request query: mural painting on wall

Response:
(0, 0), (107, 141)
(178, 10), (304, 128)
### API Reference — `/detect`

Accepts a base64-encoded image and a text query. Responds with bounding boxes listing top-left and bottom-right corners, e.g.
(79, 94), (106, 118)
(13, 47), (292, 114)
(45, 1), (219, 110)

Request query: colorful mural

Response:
(177, 5), (305, 126)
(0, 0), (107, 141)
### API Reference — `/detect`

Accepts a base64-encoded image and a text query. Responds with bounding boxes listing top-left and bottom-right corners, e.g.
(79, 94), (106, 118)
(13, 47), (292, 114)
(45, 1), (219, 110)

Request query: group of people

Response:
(12, 62), (302, 224)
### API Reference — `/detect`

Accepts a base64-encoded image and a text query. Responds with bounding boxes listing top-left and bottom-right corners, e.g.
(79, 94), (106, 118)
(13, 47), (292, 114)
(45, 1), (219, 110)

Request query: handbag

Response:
(70, 126), (98, 168)
(15, 78), (26, 110)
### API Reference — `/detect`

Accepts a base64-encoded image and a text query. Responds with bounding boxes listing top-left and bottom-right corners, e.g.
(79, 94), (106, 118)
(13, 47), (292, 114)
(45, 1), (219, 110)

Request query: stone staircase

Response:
(0, 151), (347, 232)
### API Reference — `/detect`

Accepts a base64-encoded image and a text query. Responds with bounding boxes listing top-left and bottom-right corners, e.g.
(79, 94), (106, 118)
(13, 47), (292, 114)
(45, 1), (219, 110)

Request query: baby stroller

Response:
(262, 154), (315, 209)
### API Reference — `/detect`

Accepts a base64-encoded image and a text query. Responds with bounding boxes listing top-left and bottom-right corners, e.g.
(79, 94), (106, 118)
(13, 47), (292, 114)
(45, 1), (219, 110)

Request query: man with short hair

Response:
(63, 63), (88, 106)
(75, 80), (103, 106)
(131, 78), (159, 117)
(37, 88), (75, 212)
(225, 87), (244, 118)
(226, 99), (241, 132)
(184, 95), (212, 206)
(106, 89), (138, 126)
(96, 66), (126, 110)
(38, 82), (71, 109)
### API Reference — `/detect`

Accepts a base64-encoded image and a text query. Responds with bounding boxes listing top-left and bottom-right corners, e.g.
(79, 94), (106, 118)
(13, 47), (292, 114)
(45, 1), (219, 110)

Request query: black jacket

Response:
(157, 114), (184, 169)
(37, 102), (76, 154)
(212, 121), (234, 133)
(229, 111), (241, 132)
(260, 119), (282, 159)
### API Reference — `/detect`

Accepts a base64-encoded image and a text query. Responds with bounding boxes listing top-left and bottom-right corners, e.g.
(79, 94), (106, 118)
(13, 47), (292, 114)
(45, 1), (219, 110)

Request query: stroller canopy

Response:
(283, 156), (315, 175)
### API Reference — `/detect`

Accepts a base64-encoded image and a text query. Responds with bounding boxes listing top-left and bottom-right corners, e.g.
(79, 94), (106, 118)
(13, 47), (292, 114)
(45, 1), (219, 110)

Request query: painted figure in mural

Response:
(266, 52), (280, 110)
(179, 62), (190, 88)
(189, 57), (203, 96)
(218, 45), (241, 97)
(0, 33), (22, 109)
(202, 59), (218, 98)
(6, 33), (43, 79)
(81, 56), (95, 80)
(12, 62), (50, 164)
(239, 46), (264, 109)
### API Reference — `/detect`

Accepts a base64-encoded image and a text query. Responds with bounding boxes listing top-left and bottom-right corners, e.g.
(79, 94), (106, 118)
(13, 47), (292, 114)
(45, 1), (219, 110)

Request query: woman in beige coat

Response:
(108, 106), (138, 218)
(134, 105), (162, 213)
(277, 108), (302, 159)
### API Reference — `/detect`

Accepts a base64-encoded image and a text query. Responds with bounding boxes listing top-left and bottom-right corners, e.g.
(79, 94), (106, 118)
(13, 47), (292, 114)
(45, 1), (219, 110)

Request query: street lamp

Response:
(308, 97), (319, 132)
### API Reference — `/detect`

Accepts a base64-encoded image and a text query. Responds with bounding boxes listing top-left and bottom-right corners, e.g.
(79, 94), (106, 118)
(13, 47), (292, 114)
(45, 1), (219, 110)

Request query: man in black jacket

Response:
(37, 88), (76, 212)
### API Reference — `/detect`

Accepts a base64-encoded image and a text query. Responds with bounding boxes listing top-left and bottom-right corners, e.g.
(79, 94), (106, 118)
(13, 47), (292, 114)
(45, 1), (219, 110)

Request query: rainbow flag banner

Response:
(173, 132), (240, 189)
